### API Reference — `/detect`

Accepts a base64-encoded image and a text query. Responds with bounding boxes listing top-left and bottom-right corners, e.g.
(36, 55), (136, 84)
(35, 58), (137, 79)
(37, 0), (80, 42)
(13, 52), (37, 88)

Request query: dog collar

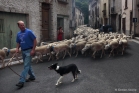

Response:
(56, 66), (59, 70)
(50, 46), (54, 52)
(6, 49), (10, 56)
(73, 44), (76, 48)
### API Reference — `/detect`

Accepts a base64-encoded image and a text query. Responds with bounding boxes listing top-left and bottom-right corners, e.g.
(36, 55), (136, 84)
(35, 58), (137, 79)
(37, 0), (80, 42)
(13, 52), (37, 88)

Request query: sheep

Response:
(90, 41), (105, 58)
(119, 38), (128, 55)
(70, 41), (86, 57)
(34, 45), (52, 63)
(61, 40), (72, 46)
(2, 47), (22, 64)
(81, 44), (92, 56)
(49, 43), (71, 60)
(105, 39), (120, 57)
(40, 42), (50, 46)
(0, 49), (6, 68)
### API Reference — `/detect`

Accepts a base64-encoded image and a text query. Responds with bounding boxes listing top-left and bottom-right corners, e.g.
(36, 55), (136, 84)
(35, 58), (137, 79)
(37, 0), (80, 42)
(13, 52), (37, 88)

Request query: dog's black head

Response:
(48, 63), (58, 70)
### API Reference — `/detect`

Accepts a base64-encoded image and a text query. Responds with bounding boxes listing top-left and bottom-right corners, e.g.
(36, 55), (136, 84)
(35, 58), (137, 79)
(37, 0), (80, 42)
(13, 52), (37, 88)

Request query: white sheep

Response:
(49, 43), (71, 60)
(119, 38), (128, 55)
(0, 49), (6, 68)
(70, 41), (86, 57)
(90, 41), (105, 58)
(35, 45), (52, 63)
(105, 39), (120, 57)
(2, 47), (22, 64)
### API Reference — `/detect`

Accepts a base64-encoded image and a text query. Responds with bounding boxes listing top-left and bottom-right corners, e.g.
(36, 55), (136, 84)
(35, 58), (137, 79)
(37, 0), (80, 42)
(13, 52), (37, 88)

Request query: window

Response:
(0, 19), (4, 33)
(125, 0), (128, 9)
(57, 0), (68, 4)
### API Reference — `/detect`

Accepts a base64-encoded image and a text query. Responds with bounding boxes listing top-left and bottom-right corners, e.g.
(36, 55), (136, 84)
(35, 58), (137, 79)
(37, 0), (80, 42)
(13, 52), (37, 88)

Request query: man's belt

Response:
(22, 47), (33, 51)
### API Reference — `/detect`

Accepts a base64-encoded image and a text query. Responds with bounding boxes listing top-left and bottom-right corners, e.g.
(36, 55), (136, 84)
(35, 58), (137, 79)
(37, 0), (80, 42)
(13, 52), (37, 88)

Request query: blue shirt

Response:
(16, 28), (36, 50)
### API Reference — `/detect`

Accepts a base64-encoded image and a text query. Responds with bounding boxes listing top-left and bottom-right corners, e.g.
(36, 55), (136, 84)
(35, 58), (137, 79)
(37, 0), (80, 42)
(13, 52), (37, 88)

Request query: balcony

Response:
(111, 7), (117, 15)
(102, 10), (106, 17)
(57, 0), (68, 4)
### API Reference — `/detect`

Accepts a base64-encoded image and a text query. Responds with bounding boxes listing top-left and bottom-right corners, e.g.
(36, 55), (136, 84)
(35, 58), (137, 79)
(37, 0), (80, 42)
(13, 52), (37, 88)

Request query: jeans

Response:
(19, 49), (35, 83)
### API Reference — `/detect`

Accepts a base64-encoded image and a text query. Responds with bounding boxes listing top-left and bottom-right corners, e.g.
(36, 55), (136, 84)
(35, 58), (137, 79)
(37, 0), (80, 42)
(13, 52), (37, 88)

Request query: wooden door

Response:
(111, 15), (116, 32)
(130, 11), (132, 34)
(122, 18), (126, 34)
(0, 12), (27, 49)
(41, 3), (50, 41)
(118, 15), (121, 31)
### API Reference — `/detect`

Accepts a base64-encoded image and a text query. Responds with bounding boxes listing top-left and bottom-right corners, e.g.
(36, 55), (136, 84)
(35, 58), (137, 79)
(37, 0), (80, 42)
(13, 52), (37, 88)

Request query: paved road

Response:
(0, 41), (139, 93)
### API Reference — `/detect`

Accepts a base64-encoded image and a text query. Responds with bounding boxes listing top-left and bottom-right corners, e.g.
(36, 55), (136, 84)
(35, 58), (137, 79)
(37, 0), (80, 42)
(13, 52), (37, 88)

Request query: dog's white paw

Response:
(59, 82), (62, 84)
(55, 83), (59, 86)
(71, 79), (75, 82)
(55, 82), (62, 86)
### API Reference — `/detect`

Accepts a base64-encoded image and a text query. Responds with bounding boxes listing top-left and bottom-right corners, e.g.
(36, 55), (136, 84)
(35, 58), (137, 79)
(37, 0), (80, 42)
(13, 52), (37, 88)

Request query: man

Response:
(16, 21), (37, 88)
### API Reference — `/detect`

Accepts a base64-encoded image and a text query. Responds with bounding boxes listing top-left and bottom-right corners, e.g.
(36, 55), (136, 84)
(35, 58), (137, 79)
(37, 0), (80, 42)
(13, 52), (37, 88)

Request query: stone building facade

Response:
(0, 0), (75, 48)
(75, 7), (84, 28)
(121, 0), (133, 35)
(89, 0), (100, 29)
(134, 0), (139, 36)
(99, 0), (110, 26)
(109, 0), (122, 32)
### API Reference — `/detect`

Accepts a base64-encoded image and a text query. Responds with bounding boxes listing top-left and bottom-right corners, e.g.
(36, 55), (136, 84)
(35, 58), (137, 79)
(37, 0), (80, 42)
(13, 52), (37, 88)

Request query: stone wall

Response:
(0, 0), (42, 43)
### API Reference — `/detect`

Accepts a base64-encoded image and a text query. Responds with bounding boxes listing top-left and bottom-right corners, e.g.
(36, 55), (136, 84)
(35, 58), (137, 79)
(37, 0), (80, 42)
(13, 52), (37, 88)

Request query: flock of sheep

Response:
(0, 26), (131, 68)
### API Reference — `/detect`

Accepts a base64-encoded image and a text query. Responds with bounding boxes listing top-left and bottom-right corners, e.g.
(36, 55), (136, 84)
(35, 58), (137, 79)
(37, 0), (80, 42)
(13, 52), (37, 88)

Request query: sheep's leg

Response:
(36, 57), (39, 63)
(113, 49), (115, 56)
(35, 56), (39, 63)
(122, 46), (125, 55)
(109, 49), (114, 57)
(75, 50), (78, 57)
(70, 48), (72, 55)
(103, 49), (106, 55)
(36, 53), (43, 63)
(56, 52), (59, 60)
(0, 57), (4, 68)
(63, 50), (66, 59)
(48, 53), (52, 61)
(15, 54), (22, 64)
(38, 53), (43, 62)
(67, 50), (71, 57)
(100, 49), (104, 58)
(92, 51), (96, 58)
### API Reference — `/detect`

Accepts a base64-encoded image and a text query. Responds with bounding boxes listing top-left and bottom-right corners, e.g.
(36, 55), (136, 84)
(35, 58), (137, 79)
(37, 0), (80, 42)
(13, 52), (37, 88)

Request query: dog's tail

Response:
(77, 70), (81, 74)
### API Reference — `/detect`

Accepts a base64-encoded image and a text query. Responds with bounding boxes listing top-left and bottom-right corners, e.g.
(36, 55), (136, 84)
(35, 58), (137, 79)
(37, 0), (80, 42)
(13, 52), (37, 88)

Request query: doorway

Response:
(122, 18), (126, 34)
(41, 3), (50, 41)
(57, 17), (64, 38)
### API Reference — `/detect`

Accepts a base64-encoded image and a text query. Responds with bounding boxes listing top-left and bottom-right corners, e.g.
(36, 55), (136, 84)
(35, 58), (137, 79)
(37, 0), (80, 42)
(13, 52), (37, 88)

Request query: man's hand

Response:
(30, 50), (35, 56)
(16, 48), (19, 53)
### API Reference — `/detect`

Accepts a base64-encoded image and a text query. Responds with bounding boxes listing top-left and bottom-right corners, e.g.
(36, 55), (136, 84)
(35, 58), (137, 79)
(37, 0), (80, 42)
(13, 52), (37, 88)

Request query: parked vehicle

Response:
(99, 25), (113, 33)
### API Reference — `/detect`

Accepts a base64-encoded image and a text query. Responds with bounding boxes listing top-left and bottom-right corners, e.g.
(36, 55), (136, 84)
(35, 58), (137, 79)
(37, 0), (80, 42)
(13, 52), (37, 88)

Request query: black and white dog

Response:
(48, 63), (81, 85)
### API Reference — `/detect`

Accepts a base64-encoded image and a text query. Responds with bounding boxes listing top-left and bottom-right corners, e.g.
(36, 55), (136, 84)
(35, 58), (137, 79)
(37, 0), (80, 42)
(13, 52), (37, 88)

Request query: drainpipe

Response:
(132, 0), (136, 38)
(109, 0), (110, 25)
